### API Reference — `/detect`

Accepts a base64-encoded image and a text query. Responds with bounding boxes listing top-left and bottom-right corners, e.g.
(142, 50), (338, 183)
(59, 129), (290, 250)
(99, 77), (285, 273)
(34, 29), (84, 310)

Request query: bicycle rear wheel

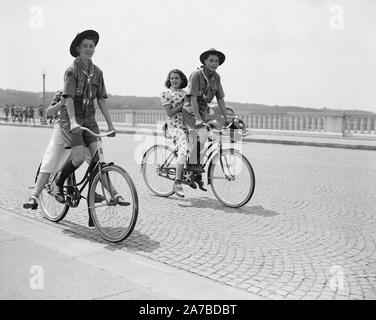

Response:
(209, 149), (255, 208)
(88, 165), (138, 243)
(39, 173), (70, 222)
(141, 144), (176, 197)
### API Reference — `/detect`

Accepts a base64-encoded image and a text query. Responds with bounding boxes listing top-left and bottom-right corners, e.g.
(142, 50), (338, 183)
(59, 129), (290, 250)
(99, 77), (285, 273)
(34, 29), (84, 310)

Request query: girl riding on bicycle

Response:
(22, 90), (88, 209)
(160, 69), (191, 198)
(22, 91), (104, 210)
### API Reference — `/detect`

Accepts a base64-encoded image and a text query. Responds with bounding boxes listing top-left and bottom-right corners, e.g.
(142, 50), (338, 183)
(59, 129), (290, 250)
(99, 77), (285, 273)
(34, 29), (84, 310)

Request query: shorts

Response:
(182, 101), (208, 130)
(60, 119), (100, 149)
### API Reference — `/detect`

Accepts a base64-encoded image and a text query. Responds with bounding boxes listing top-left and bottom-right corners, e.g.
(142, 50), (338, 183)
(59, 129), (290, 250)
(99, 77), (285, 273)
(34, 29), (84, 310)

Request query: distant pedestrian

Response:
(28, 106), (35, 125)
(4, 105), (10, 123)
(16, 108), (22, 123)
(11, 105), (16, 122)
(23, 107), (28, 124)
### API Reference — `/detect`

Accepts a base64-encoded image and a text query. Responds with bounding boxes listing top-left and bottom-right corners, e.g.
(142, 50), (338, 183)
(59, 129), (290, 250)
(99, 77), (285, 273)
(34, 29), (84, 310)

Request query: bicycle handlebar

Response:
(202, 120), (234, 131)
(70, 124), (115, 137)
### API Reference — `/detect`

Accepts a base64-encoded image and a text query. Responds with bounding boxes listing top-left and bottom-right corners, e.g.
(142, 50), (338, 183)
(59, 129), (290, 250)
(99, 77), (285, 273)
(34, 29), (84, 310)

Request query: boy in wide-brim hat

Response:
(51, 29), (128, 216)
(182, 48), (229, 191)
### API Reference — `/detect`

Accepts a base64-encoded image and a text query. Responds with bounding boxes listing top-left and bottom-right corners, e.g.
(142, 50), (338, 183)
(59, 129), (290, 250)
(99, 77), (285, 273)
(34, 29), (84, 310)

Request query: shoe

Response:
(187, 163), (204, 173)
(23, 195), (38, 210)
(188, 180), (197, 189)
(51, 182), (65, 204)
(115, 196), (131, 206)
(108, 195), (131, 206)
(94, 192), (106, 203)
(195, 176), (207, 192)
(173, 181), (184, 198)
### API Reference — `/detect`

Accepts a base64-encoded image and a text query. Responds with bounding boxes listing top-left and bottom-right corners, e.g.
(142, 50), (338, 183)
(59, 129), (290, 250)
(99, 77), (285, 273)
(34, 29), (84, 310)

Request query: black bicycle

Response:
(141, 120), (255, 208)
(38, 127), (138, 243)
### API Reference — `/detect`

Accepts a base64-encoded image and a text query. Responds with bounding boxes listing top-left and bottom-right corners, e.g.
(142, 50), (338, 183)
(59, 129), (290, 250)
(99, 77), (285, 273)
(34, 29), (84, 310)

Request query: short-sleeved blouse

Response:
(160, 88), (186, 129)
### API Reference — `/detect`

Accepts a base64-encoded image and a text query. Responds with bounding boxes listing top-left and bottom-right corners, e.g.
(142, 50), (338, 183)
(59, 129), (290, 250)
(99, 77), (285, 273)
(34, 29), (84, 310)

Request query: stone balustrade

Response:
(95, 109), (376, 136)
(1, 106), (375, 136)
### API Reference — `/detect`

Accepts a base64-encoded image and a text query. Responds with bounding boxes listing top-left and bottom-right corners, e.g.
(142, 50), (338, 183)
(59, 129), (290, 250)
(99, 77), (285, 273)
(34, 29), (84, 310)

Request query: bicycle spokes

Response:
(210, 149), (255, 208)
(88, 165), (138, 243)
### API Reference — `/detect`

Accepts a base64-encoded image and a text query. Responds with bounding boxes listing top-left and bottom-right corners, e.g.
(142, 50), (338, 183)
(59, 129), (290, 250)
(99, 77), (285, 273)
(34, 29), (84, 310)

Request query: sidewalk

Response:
(1, 121), (375, 150)
(0, 207), (264, 300)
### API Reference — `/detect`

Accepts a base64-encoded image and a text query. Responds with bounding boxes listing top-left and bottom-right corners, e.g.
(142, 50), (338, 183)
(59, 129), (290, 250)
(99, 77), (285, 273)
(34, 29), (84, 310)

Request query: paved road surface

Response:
(1, 125), (375, 300)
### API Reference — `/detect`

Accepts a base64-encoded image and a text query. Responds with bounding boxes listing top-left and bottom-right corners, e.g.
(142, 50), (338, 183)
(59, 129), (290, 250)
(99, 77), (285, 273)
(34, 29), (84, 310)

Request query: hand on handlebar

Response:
(224, 120), (232, 129)
(107, 130), (116, 137)
(70, 122), (82, 134)
(195, 119), (204, 127)
(107, 125), (116, 137)
(195, 119), (211, 128)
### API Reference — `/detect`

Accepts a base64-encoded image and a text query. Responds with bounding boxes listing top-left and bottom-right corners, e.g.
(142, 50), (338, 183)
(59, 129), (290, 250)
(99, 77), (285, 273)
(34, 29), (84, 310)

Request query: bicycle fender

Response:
(34, 162), (42, 183)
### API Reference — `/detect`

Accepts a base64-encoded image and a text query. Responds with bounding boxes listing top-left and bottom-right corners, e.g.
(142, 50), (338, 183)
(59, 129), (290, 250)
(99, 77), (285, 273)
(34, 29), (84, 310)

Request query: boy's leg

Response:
(187, 128), (199, 165)
(53, 145), (85, 203)
(87, 140), (130, 206)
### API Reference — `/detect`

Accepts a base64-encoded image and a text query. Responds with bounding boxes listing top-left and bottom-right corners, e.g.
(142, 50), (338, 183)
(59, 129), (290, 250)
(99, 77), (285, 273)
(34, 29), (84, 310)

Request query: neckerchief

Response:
(73, 57), (95, 107)
(199, 66), (214, 101)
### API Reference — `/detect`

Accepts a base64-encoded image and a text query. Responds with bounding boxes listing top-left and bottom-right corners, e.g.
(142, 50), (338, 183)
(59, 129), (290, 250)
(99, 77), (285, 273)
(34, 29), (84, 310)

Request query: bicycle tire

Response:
(39, 173), (70, 222)
(141, 144), (176, 197)
(88, 165), (138, 243)
(209, 149), (255, 208)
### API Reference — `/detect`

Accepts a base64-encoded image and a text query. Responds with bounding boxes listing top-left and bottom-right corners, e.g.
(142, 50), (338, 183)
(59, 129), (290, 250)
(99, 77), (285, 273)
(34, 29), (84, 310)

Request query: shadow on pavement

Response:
(239, 205), (280, 217)
(59, 220), (160, 252)
(176, 197), (280, 217)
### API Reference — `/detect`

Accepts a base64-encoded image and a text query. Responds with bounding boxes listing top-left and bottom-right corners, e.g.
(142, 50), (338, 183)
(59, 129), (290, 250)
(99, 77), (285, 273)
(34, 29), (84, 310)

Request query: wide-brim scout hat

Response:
(199, 48), (226, 65)
(70, 30), (99, 57)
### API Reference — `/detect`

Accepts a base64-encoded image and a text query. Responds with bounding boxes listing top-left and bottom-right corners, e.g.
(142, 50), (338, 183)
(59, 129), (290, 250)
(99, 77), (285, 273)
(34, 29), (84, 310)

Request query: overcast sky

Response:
(0, 0), (375, 112)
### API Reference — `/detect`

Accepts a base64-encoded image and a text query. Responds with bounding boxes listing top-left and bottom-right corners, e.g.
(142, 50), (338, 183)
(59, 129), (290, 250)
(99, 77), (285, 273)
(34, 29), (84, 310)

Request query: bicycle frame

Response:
(159, 127), (237, 184)
(64, 139), (114, 207)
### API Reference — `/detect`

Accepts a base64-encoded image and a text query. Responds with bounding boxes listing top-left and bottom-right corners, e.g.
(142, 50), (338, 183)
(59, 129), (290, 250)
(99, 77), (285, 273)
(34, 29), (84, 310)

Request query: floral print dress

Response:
(160, 88), (189, 158)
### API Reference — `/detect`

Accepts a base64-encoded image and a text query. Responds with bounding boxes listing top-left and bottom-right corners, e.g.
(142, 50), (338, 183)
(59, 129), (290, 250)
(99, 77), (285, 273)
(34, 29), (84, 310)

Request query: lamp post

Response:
(41, 70), (47, 124)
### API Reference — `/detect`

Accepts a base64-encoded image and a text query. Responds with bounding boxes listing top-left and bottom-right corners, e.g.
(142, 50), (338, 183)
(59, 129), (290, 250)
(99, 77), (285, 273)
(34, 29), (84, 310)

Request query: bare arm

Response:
(64, 97), (78, 127)
(191, 96), (204, 124)
(163, 101), (183, 118)
(45, 100), (64, 118)
(217, 98), (228, 123)
(97, 98), (116, 136)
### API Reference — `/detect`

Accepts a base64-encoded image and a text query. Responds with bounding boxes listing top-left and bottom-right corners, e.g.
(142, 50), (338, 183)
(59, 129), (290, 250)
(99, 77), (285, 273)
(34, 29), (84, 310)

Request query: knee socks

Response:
(56, 160), (78, 186)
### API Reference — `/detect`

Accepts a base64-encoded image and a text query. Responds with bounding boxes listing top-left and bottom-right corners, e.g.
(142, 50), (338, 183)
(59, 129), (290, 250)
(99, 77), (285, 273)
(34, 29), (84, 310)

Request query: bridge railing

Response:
(95, 109), (376, 136)
(1, 106), (375, 136)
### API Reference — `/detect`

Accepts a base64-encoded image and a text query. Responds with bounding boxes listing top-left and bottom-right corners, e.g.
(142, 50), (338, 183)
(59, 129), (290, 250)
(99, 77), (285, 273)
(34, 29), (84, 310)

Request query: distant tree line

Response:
(0, 88), (374, 115)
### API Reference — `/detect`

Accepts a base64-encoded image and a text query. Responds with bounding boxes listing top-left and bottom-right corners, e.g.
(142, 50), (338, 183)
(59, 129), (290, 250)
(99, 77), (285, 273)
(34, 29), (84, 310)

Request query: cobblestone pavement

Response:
(1, 125), (376, 300)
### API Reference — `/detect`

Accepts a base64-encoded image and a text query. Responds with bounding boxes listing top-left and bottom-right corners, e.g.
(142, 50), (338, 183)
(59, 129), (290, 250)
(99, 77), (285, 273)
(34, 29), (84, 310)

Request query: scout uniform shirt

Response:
(183, 66), (225, 128)
(61, 58), (108, 127)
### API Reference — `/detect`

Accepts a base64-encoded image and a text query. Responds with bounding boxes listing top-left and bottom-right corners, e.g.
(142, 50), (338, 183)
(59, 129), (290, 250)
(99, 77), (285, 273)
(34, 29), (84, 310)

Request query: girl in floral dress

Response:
(160, 69), (191, 197)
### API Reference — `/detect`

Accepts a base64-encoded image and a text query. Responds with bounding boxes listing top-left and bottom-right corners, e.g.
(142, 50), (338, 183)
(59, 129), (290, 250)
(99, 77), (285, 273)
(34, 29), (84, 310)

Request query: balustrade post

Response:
(131, 110), (136, 126)
(278, 116), (282, 130)
(359, 118), (365, 133)
(367, 118), (372, 133)
(294, 117), (299, 130)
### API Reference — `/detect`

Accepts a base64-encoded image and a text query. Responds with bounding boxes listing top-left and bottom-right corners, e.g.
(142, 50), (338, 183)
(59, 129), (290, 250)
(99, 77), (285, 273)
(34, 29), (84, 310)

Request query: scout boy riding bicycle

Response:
(182, 48), (230, 191)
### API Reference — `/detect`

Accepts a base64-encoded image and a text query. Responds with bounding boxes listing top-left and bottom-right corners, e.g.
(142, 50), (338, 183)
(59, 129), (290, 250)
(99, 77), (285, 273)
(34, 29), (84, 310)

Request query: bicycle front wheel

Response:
(39, 174), (70, 222)
(88, 165), (138, 243)
(209, 149), (255, 208)
(141, 144), (176, 197)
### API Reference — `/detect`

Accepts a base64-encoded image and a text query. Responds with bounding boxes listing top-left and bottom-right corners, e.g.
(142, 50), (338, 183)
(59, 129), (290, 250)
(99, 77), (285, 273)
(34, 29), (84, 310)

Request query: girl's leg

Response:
(172, 128), (189, 197)
(23, 172), (51, 209)
(34, 172), (51, 196)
